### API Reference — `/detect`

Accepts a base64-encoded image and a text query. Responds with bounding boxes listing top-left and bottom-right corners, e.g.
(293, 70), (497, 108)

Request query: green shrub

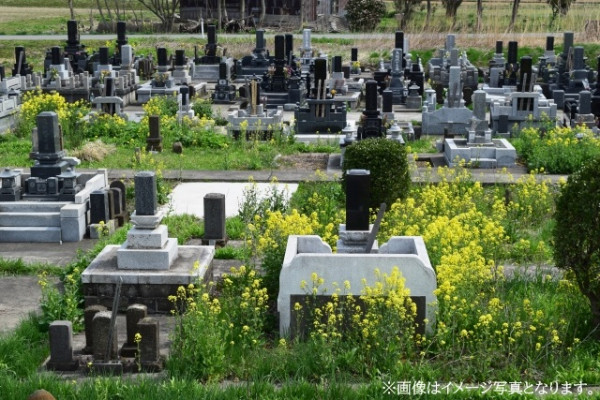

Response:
(342, 138), (411, 211)
(344, 0), (386, 31)
(553, 156), (600, 331)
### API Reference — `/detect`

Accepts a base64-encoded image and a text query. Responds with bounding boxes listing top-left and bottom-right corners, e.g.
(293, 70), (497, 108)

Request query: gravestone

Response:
(134, 171), (157, 216)
(83, 304), (107, 354)
(92, 311), (118, 361)
(344, 169), (370, 231)
(202, 193), (226, 245)
(357, 80), (384, 140)
(0, 168), (22, 201)
(137, 317), (162, 369)
(146, 115), (163, 152)
(212, 61), (236, 103)
(120, 304), (147, 357)
(12, 46), (33, 76)
(47, 321), (78, 371)
(109, 180), (128, 226)
(90, 190), (110, 224)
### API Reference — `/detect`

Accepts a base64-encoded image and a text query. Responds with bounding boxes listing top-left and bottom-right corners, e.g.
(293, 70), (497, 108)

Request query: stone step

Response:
(0, 227), (62, 243)
(469, 157), (498, 169)
(0, 212), (61, 227)
(0, 202), (68, 213)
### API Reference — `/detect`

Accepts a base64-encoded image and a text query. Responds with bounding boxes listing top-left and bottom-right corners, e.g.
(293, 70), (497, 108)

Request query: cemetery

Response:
(2, 5), (600, 396)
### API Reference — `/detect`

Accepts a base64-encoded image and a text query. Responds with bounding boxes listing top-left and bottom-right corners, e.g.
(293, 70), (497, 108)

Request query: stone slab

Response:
(126, 225), (168, 249)
(117, 237), (178, 270)
(0, 212), (60, 227)
(82, 245), (214, 284)
(61, 214), (87, 242)
(60, 202), (87, 218)
(0, 227), (62, 243)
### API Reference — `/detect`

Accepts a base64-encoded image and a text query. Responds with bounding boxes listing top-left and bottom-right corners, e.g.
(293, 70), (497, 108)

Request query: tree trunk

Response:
(508, 0), (520, 32)
(260, 0), (266, 25)
(217, 0), (222, 30)
(222, 0), (228, 22)
(476, 0), (483, 31)
(425, 0), (432, 28)
(240, 0), (245, 21)
(68, 0), (75, 20)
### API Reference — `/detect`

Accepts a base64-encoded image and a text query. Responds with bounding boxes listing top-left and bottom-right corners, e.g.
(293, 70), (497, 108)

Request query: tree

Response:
(553, 157), (600, 331)
(476, 0), (483, 31)
(508, 0), (520, 32)
(137, 0), (180, 32)
(344, 0), (386, 32)
(441, 0), (462, 28)
(394, 0), (422, 30)
(548, 0), (576, 23)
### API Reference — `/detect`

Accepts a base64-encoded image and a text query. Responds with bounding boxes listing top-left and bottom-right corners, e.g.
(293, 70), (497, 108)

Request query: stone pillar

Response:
(146, 115), (163, 152)
(345, 169), (370, 231)
(99, 47), (109, 65)
(134, 171), (157, 216)
(83, 304), (107, 354)
(203, 193), (226, 244)
(120, 304), (147, 357)
(47, 321), (78, 371)
(137, 317), (161, 366)
(92, 310), (118, 361)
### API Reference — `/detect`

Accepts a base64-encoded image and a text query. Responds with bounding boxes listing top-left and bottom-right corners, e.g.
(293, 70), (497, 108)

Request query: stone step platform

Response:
(0, 211), (61, 227)
(0, 202), (68, 213)
(0, 226), (62, 243)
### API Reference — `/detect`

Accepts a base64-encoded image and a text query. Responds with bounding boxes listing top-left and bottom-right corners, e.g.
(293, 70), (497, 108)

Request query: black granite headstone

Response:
(219, 62), (227, 80)
(117, 21), (127, 45)
(99, 47), (109, 65)
(345, 169), (370, 231)
(203, 193), (226, 240)
(507, 41), (518, 64)
(51, 47), (61, 65)
(175, 49), (185, 66)
(0, 66), (4, 81)
(518, 56), (533, 92)
(579, 91), (592, 114)
(365, 80), (378, 112)
(573, 47), (585, 70)
(285, 34), (294, 60)
(342, 66), (350, 79)
(90, 190), (110, 224)
(274, 35), (285, 60)
(395, 31), (404, 50)
(351, 48), (358, 62)
(134, 171), (157, 216)
(146, 115), (162, 152)
(104, 77), (115, 96)
(563, 32), (574, 56)
(36, 112), (63, 159)
(15, 46), (26, 65)
(382, 89), (393, 113)
(546, 36), (554, 51)
(333, 56), (342, 73)
(157, 48), (168, 67)
(314, 58), (327, 84)
(67, 20), (79, 46)
(495, 41), (503, 54)
(180, 86), (189, 106)
(255, 30), (265, 51)
(207, 25), (216, 45)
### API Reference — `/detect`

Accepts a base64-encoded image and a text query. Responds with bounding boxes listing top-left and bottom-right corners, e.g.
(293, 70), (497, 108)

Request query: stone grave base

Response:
(444, 138), (517, 168)
(81, 245), (214, 312)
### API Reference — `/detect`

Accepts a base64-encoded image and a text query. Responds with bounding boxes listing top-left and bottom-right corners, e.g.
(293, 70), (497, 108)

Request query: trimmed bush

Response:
(342, 138), (410, 211)
(553, 156), (600, 331)
(344, 0), (387, 31)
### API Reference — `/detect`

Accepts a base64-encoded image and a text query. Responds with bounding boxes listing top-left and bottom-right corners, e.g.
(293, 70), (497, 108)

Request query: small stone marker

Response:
(146, 115), (163, 152)
(92, 311), (118, 361)
(90, 190), (110, 224)
(84, 304), (107, 354)
(345, 169), (370, 231)
(47, 320), (78, 371)
(137, 317), (161, 367)
(134, 171), (157, 216)
(120, 304), (147, 357)
(203, 193), (226, 244)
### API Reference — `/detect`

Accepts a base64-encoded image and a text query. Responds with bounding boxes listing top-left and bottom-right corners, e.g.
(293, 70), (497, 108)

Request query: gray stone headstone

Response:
(92, 310), (118, 360)
(90, 190), (110, 224)
(563, 32), (574, 56)
(382, 90), (393, 113)
(134, 171), (157, 216)
(573, 47), (585, 70)
(126, 304), (147, 346)
(345, 169), (370, 231)
(137, 317), (160, 363)
(84, 304), (107, 354)
(204, 193), (226, 240)
(445, 34), (455, 51)
(109, 180), (127, 216)
(579, 91), (592, 114)
(47, 320), (78, 370)
(121, 45), (133, 68)
(473, 90), (486, 121)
